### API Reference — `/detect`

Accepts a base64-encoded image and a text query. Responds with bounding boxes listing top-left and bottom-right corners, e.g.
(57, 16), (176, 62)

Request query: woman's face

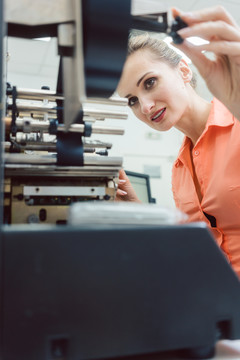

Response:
(117, 49), (192, 131)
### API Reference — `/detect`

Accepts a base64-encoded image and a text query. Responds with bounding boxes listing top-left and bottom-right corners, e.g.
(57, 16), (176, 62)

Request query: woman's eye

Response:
(128, 96), (138, 107)
(145, 77), (156, 89)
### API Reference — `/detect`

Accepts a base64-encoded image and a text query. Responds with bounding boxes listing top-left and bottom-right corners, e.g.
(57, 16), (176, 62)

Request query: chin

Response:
(155, 123), (173, 132)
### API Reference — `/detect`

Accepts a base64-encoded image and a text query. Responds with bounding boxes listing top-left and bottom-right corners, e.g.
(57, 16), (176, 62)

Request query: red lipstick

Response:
(151, 108), (166, 123)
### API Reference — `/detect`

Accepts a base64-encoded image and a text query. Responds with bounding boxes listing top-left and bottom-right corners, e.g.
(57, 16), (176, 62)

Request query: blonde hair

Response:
(128, 33), (197, 88)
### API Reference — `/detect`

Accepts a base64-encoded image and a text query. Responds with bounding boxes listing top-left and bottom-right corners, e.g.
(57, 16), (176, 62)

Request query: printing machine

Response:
(0, 1), (240, 359)
(3, 0), (131, 225)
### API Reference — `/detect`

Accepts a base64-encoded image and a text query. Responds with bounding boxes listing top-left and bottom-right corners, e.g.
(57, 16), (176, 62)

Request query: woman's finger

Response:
(116, 189), (127, 196)
(118, 179), (127, 185)
(118, 168), (128, 181)
(177, 21), (240, 42)
(195, 41), (240, 57)
(171, 6), (238, 28)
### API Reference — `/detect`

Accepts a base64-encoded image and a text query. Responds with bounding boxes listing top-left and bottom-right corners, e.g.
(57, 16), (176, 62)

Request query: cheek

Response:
(132, 107), (143, 121)
(169, 83), (187, 104)
(131, 108), (149, 126)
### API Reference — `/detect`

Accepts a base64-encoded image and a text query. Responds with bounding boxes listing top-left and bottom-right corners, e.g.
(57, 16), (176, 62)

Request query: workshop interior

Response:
(0, 0), (240, 359)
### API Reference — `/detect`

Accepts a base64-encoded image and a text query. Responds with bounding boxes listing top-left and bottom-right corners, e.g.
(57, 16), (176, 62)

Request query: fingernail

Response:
(182, 12), (194, 18)
(119, 190), (127, 195)
(177, 27), (191, 36)
(118, 179), (127, 184)
(181, 12), (198, 20)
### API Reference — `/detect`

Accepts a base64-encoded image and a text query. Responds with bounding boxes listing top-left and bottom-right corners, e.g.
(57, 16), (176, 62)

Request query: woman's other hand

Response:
(115, 169), (141, 202)
(171, 6), (240, 121)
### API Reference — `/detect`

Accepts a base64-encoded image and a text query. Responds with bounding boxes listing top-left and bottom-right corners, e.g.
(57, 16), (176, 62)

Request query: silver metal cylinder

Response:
(10, 118), (125, 135)
(9, 103), (128, 120)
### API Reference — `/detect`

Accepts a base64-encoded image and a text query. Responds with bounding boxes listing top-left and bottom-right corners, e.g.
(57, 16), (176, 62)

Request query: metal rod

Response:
(7, 88), (128, 107)
(8, 104), (128, 119)
(60, 123), (125, 135)
(4, 153), (123, 166)
(5, 117), (124, 135)
(83, 108), (128, 120)
(8, 104), (57, 114)
(86, 97), (128, 106)
(4, 164), (121, 178)
(23, 185), (106, 197)
(4, 142), (96, 153)
(8, 87), (64, 101)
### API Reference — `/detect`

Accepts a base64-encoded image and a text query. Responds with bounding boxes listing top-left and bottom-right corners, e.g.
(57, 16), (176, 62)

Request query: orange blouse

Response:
(172, 98), (240, 278)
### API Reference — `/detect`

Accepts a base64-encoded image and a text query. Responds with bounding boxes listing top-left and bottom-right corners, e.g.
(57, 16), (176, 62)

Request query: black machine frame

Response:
(1, 223), (240, 359)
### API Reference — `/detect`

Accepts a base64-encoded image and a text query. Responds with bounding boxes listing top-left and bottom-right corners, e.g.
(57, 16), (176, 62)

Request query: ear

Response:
(178, 59), (192, 84)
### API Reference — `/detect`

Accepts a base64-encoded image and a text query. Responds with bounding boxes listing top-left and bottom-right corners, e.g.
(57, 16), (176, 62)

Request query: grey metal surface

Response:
(5, 0), (74, 25)
(4, 164), (121, 177)
(5, 0), (167, 25)
(9, 89), (127, 107)
(5, 118), (125, 135)
(4, 153), (123, 166)
(8, 103), (128, 119)
(10, 88), (64, 101)
(23, 185), (106, 197)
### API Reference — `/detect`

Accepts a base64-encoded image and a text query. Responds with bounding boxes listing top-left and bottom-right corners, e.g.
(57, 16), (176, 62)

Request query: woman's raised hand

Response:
(172, 6), (240, 120)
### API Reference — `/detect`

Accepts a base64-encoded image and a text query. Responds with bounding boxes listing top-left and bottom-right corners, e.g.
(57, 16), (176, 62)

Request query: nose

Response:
(140, 97), (155, 115)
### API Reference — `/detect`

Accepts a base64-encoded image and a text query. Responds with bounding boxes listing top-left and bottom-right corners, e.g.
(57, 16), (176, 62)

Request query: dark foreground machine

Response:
(0, 223), (240, 360)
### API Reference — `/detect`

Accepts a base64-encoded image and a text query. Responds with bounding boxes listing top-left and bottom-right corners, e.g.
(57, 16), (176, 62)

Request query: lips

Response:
(151, 108), (166, 123)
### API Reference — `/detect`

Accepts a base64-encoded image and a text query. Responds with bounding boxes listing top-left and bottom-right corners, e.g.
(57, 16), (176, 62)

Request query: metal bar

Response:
(5, 143), (97, 153)
(8, 89), (127, 106)
(4, 163), (121, 177)
(83, 108), (128, 120)
(84, 140), (112, 149)
(89, 125), (124, 135)
(6, 0), (167, 26)
(8, 88), (64, 101)
(23, 185), (106, 197)
(131, 0), (167, 16)
(84, 154), (122, 166)
(5, 0), (74, 26)
(8, 104), (58, 114)
(4, 139), (112, 150)
(4, 153), (123, 166)
(86, 97), (128, 106)
(8, 104), (128, 119)
(65, 124), (124, 135)
(5, 118), (124, 135)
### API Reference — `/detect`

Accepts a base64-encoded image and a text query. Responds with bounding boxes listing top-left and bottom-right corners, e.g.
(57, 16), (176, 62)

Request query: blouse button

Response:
(194, 150), (199, 156)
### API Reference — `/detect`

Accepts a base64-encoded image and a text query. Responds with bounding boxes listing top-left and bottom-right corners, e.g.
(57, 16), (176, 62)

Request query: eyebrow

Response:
(137, 71), (152, 87)
(125, 71), (152, 98)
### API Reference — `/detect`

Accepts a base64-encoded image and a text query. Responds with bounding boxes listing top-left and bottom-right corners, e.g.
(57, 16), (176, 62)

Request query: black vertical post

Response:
(0, 0), (4, 227)
(0, 0), (5, 358)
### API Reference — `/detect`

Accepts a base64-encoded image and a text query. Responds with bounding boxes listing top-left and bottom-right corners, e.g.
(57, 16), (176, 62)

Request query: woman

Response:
(116, 11), (240, 278)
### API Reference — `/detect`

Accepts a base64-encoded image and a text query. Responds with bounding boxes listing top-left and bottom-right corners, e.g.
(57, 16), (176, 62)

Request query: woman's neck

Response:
(175, 91), (212, 147)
